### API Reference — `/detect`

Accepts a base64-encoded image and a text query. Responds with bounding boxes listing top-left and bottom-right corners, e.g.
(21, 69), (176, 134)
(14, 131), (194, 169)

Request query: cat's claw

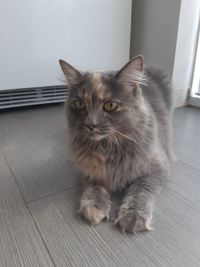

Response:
(105, 213), (110, 221)
(121, 227), (126, 235)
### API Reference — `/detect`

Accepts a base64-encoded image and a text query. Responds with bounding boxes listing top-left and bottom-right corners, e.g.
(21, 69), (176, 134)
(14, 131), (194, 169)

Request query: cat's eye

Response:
(73, 100), (86, 111)
(104, 101), (118, 113)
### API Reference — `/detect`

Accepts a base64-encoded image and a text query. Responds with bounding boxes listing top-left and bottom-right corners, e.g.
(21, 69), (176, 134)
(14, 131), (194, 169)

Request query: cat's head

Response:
(59, 56), (146, 141)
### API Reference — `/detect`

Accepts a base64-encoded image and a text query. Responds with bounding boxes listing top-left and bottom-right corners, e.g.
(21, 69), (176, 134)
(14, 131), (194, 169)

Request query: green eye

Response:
(73, 100), (86, 111)
(104, 101), (118, 112)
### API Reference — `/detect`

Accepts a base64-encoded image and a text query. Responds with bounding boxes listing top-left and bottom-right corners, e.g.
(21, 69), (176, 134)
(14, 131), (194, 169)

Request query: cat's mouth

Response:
(81, 130), (109, 141)
(88, 132), (108, 141)
(76, 126), (111, 141)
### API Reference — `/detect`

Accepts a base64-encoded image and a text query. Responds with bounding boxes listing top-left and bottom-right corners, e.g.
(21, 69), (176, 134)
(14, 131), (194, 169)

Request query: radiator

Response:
(0, 85), (68, 109)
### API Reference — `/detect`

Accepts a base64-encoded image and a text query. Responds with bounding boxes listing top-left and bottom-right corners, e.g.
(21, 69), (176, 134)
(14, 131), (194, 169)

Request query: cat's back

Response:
(142, 65), (173, 159)
(142, 64), (173, 114)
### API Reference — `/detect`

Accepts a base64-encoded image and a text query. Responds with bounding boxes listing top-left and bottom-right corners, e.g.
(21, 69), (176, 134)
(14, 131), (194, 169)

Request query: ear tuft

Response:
(116, 55), (146, 86)
(59, 59), (82, 86)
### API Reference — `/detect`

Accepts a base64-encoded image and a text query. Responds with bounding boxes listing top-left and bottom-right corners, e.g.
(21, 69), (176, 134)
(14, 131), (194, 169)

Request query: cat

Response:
(59, 55), (173, 233)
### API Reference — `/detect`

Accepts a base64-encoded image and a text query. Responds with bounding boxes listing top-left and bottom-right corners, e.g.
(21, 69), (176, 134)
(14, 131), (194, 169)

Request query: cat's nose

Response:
(85, 122), (98, 131)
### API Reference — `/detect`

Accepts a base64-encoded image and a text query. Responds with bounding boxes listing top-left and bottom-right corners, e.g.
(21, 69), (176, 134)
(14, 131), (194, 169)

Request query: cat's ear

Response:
(59, 59), (82, 86)
(116, 55), (145, 86)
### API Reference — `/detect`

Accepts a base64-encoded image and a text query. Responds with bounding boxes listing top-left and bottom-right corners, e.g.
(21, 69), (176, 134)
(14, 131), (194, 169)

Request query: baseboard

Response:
(188, 95), (200, 107)
(173, 88), (188, 107)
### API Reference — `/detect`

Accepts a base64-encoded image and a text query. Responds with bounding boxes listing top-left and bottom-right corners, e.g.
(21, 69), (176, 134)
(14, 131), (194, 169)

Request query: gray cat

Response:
(59, 56), (173, 233)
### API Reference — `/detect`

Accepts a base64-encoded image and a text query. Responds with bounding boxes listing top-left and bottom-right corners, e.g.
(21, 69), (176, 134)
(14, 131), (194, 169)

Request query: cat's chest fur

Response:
(72, 140), (141, 191)
(72, 146), (108, 187)
(71, 138), (161, 192)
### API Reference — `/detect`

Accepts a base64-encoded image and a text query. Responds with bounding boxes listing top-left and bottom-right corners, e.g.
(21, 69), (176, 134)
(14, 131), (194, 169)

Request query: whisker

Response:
(110, 128), (137, 144)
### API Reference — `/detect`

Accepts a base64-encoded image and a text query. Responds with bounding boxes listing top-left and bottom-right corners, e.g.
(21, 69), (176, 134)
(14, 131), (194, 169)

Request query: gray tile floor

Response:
(0, 105), (200, 267)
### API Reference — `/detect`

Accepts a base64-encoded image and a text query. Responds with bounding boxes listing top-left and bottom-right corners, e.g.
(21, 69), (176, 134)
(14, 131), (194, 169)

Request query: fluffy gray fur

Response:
(59, 56), (173, 233)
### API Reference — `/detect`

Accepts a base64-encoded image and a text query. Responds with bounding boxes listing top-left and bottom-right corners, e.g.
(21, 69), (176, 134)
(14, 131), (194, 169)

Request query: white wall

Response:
(0, 0), (132, 90)
(130, 0), (181, 76)
(172, 0), (200, 106)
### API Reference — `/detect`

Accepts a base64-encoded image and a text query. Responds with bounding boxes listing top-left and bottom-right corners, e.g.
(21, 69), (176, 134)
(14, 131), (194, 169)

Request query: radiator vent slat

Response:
(0, 89), (67, 96)
(0, 92), (67, 101)
(0, 85), (68, 109)
(1, 96), (66, 105)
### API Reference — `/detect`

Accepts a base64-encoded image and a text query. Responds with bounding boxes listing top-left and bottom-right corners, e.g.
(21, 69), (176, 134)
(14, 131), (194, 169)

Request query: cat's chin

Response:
(88, 133), (107, 141)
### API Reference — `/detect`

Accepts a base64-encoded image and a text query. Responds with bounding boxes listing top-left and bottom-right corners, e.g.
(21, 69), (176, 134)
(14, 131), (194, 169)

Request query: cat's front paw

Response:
(115, 208), (153, 234)
(79, 186), (111, 225)
(79, 203), (109, 225)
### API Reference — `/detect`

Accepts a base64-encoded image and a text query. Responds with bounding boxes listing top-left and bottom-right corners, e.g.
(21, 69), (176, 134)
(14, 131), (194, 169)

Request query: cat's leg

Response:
(115, 175), (164, 233)
(79, 182), (111, 225)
